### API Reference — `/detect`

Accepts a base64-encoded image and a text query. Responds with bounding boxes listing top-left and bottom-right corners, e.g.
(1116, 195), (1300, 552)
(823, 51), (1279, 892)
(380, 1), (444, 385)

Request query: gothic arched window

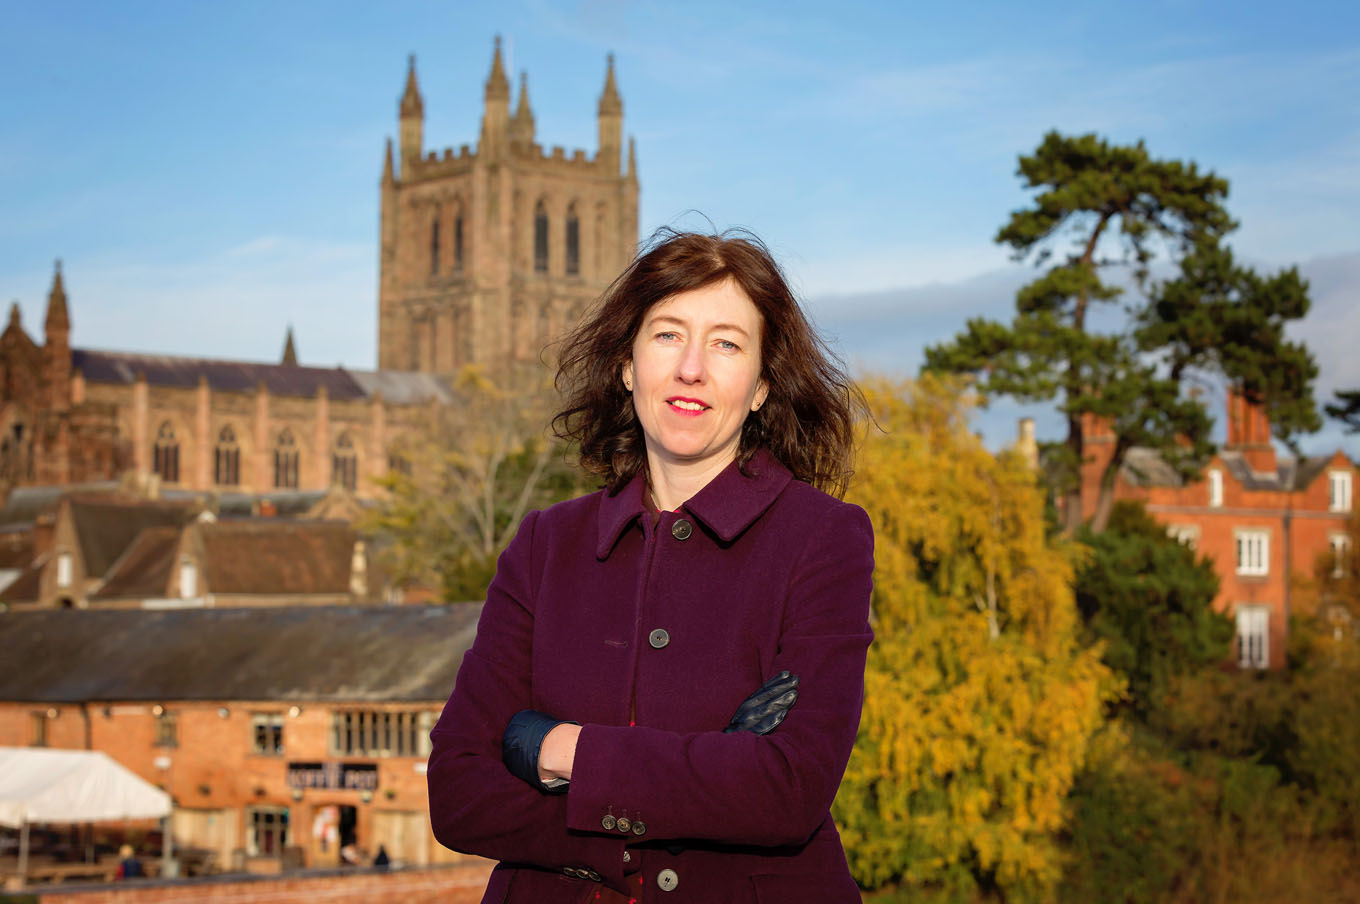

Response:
(565, 202), (580, 276)
(214, 425), (240, 486)
(332, 432), (358, 491)
(533, 200), (549, 273)
(152, 421), (179, 483)
(273, 429), (299, 489)
(430, 208), (441, 276)
(453, 203), (465, 272)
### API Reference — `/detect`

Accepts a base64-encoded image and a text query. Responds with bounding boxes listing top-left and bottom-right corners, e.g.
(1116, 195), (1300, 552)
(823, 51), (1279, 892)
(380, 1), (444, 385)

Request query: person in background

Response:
(115, 843), (144, 879)
(428, 229), (874, 902)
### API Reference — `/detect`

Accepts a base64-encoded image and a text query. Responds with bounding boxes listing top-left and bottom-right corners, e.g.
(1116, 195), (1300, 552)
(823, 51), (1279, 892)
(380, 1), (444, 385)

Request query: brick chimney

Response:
(1225, 386), (1276, 474)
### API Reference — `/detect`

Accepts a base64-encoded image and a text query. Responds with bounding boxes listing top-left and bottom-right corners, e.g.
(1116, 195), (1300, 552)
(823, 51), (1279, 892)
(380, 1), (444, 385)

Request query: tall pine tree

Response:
(925, 132), (1319, 532)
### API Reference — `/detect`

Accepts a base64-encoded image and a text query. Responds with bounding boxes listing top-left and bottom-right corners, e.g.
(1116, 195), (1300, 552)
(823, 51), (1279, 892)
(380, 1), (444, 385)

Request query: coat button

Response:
(657, 868), (679, 892)
(601, 814), (616, 831)
(623, 851), (631, 863)
(616, 816), (631, 833)
(632, 820), (646, 836)
(671, 519), (692, 540)
(648, 628), (670, 649)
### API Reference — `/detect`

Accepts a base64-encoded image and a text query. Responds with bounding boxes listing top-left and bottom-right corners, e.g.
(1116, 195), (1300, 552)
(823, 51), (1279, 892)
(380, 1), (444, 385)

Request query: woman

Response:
(428, 230), (874, 903)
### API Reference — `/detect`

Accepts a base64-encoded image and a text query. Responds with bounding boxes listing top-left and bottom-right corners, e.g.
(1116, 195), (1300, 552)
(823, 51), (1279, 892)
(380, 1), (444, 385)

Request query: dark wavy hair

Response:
(553, 228), (863, 498)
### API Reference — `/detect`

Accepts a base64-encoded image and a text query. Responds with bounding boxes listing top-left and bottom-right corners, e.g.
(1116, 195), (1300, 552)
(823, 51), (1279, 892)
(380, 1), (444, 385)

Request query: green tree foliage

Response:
(1074, 501), (1233, 719)
(924, 131), (1319, 533)
(834, 375), (1114, 902)
(362, 365), (590, 602)
(1325, 388), (1360, 433)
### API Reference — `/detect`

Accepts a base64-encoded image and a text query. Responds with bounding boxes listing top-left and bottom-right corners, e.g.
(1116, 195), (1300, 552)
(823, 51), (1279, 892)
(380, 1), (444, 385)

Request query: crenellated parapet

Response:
(378, 39), (640, 374)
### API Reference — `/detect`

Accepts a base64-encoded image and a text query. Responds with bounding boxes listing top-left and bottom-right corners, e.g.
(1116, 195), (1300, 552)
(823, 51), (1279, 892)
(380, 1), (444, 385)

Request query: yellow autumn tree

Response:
(834, 375), (1116, 902)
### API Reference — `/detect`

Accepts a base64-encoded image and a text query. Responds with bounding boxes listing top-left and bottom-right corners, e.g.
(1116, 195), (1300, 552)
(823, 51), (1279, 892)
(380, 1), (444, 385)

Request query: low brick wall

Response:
(8, 861), (494, 904)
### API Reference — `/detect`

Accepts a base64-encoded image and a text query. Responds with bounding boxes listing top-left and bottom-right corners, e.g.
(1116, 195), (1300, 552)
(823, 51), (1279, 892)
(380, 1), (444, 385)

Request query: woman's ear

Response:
(751, 380), (769, 412)
(622, 361), (634, 392)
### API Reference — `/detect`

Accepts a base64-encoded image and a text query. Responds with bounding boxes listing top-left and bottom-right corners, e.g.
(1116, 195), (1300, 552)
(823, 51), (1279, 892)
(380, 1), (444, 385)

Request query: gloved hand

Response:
(502, 709), (577, 793)
(723, 670), (799, 734)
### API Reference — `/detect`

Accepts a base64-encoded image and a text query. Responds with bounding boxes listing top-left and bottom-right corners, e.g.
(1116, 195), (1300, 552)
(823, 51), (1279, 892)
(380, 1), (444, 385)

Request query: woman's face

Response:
(623, 278), (769, 478)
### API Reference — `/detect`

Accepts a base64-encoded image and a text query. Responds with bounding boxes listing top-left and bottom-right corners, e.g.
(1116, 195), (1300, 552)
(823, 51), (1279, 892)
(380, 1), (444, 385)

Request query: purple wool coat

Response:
(428, 448), (874, 903)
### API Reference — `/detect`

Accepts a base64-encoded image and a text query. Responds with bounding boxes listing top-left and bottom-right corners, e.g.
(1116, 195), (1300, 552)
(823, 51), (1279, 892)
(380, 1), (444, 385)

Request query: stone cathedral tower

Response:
(378, 38), (640, 373)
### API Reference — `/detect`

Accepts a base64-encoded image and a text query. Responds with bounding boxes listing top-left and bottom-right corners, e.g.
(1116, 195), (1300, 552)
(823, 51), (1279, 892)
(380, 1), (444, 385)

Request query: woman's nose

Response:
(676, 342), (706, 382)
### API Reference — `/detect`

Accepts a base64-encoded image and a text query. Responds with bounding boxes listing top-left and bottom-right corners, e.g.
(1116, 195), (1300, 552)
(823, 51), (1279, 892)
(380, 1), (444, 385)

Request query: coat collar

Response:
(595, 448), (793, 558)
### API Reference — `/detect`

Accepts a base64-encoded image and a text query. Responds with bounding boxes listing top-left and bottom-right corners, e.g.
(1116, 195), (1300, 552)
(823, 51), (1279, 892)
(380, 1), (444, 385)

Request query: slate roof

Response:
(90, 526), (179, 601)
(72, 349), (368, 400)
(1119, 447), (1187, 488)
(0, 604), (481, 702)
(1115, 446), (1340, 493)
(198, 519), (354, 595)
(347, 369), (456, 405)
(70, 498), (196, 578)
(0, 482), (120, 529)
(1220, 450), (1336, 492)
(71, 349), (455, 405)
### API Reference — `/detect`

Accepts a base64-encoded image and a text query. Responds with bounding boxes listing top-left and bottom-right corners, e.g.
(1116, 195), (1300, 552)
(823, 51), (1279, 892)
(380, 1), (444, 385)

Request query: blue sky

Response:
(2, 0), (1358, 452)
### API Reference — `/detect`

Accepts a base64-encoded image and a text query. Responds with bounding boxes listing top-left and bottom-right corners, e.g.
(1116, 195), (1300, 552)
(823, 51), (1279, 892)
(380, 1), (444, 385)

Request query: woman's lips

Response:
(666, 397), (709, 417)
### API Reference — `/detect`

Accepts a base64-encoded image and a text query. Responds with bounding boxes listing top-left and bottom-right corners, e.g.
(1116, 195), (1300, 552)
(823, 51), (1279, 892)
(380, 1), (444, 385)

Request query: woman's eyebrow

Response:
(646, 314), (751, 338)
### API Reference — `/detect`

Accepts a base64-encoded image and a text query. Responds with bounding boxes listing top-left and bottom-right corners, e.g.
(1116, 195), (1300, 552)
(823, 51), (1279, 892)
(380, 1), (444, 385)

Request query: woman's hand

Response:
(502, 671), (797, 793)
(538, 722), (582, 781)
(724, 670), (799, 734)
(502, 710), (579, 792)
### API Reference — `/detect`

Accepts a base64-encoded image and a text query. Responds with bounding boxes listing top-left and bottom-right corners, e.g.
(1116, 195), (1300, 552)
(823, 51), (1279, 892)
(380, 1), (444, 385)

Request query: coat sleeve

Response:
(564, 501), (875, 848)
(426, 509), (632, 888)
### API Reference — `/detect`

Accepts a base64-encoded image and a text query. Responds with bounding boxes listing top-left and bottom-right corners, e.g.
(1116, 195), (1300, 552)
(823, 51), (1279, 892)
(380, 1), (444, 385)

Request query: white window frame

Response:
(1166, 524), (1201, 550)
(1330, 532), (1352, 580)
(1236, 605), (1270, 670)
(179, 558), (197, 599)
(55, 552), (73, 588)
(1235, 528), (1270, 577)
(1329, 470), (1353, 513)
(1208, 469), (1224, 508)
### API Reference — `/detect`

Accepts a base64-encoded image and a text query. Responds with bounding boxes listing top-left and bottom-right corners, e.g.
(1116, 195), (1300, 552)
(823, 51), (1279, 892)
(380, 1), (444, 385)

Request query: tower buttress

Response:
(44, 259), (72, 412)
(597, 53), (623, 174)
(480, 36), (511, 160)
(510, 71), (535, 153)
(399, 54), (424, 178)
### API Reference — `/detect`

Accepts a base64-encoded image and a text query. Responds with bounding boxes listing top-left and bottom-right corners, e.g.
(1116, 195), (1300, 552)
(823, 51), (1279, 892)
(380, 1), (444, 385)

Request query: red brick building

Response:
(1078, 392), (1357, 669)
(0, 605), (480, 872)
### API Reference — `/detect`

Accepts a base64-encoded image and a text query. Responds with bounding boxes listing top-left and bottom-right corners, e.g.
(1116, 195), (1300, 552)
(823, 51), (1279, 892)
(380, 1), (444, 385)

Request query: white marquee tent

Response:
(0, 747), (172, 884)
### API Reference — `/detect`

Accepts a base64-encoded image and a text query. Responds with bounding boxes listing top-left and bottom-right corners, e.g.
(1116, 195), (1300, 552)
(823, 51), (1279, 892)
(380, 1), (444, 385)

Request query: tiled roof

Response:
(91, 526), (179, 601)
(0, 554), (45, 604)
(70, 498), (196, 578)
(198, 519), (354, 596)
(0, 529), (33, 571)
(0, 605), (480, 702)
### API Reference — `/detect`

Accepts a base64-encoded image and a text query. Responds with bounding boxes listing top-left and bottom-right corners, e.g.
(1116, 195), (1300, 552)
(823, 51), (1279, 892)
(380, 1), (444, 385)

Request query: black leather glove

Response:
(723, 670), (799, 734)
(502, 709), (577, 793)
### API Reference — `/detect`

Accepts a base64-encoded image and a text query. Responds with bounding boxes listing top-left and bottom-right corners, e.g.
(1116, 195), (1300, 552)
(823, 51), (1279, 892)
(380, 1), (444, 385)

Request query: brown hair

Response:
(553, 228), (864, 497)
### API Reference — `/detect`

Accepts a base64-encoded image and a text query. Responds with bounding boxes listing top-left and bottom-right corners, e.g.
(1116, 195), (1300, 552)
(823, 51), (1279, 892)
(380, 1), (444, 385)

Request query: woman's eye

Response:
(657, 331), (680, 342)
(716, 339), (740, 351)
